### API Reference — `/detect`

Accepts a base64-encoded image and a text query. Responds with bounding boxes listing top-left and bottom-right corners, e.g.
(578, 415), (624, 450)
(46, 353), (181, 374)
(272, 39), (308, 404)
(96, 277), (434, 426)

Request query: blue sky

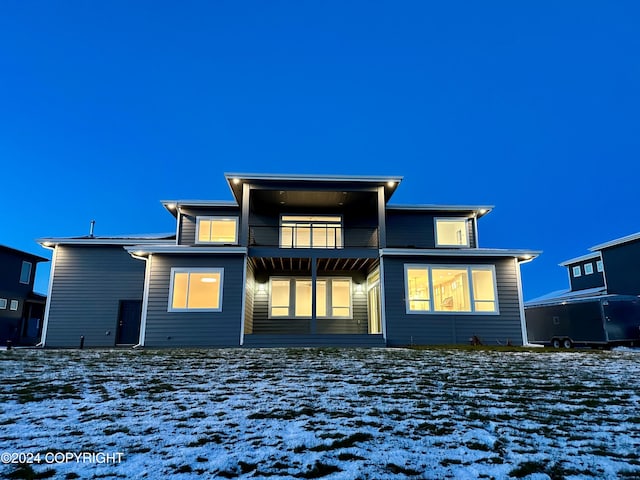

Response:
(1, 1), (639, 299)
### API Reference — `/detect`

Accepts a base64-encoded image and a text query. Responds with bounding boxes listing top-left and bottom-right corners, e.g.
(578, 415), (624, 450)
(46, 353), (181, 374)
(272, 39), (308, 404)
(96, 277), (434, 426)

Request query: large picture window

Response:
(435, 218), (469, 247)
(169, 268), (223, 312)
(196, 217), (238, 244)
(269, 277), (352, 318)
(405, 264), (498, 314)
(280, 216), (343, 249)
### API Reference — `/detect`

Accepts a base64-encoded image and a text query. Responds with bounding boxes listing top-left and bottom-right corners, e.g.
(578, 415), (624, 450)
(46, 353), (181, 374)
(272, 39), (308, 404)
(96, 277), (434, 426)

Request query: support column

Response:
(377, 186), (386, 248)
(240, 183), (251, 247)
(311, 256), (317, 335)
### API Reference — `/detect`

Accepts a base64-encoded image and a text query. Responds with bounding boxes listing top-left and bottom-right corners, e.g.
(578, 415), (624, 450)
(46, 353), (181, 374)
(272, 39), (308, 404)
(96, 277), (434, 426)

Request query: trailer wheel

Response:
(562, 338), (573, 349)
(551, 338), (561, 348)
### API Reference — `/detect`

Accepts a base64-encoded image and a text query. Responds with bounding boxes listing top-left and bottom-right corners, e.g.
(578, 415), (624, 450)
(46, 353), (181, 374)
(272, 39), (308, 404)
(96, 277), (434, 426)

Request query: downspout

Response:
(130, 252), (152, 349)
(36, 243), (57, 348)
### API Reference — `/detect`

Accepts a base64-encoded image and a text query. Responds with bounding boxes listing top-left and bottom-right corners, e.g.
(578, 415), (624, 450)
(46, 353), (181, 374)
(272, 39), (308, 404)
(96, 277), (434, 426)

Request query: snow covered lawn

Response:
(1, 347), (639, 479)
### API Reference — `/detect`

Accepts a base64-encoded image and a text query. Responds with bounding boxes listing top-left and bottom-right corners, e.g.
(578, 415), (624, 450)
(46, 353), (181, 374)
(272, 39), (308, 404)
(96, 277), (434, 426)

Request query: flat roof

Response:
(161, 200), (239, 216)
(37, 234), (175, 247)
(589, 231), (640, 251)
(380, 248), (540, 261)
(387, 204), (493, 218)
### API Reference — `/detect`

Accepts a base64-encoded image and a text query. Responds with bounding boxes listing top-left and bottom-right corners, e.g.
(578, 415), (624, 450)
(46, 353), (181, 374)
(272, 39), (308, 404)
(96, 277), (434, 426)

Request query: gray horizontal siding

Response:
(244, 259), (255, 335)
(382, 256), (523, 346)
(144, 253), (245, 347)
(386, 211), (477, 249)
(45, 246), (145, 348)
(178, 206), (241, 246)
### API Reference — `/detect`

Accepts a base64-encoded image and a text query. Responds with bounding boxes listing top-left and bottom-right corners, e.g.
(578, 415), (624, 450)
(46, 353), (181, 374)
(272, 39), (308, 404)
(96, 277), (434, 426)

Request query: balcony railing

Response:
(249, 226), (379, 249)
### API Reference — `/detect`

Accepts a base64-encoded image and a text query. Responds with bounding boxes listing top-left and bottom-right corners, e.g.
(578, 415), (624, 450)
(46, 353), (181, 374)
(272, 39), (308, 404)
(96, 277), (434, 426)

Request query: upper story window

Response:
(0, 299), (6, 309)
(168, 268), (223, 312)
(596, 260), (604, 272)
(584, 262), (594, 275)
(20, 261), (32, 284)
(280, 215), (343, 249)
(435, 218), (469, 247)
(572, 265), (582, 277)
(10, 300), (19, 311)
(196, 217), (238, 244)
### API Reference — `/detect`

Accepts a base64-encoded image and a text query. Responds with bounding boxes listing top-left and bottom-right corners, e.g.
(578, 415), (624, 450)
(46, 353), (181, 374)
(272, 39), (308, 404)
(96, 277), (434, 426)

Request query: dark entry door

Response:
(116, 300), (142, 345)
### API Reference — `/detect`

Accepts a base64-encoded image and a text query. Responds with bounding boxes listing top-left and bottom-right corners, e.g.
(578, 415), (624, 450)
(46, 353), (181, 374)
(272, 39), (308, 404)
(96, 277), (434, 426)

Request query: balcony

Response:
(248, 225), (379, 249)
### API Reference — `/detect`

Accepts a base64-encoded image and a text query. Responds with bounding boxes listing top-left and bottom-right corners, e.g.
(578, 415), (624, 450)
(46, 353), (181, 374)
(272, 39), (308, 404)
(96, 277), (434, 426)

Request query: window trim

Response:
(268, 276), (353, 319)
(572, 265), (582, 277)
(0, 298), (6, 309)
(279, 214), (344, 249)
(195, 216), (239, 245)
(167, 267), (224, 312)
(434, 217), (470, 248)
(404, 263), (499, 315)
(596, 260), (604, 273)
(9, 300), (19, 311)
(20, 261), (32, 284)
(584, 262), (594, 275)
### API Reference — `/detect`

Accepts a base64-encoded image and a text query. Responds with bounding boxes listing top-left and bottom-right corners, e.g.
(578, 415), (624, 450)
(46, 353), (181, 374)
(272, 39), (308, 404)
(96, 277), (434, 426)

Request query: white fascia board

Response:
(125, 245), (248, 255)
(224, 172), (404, 184)
(37, 238), (176, 247)
(559, 252), (602, 267)
(387, 204), (494, 217)
(162, 200), (239, 207)
(589, 232), (640, 251)
(380, 248), (541, 259)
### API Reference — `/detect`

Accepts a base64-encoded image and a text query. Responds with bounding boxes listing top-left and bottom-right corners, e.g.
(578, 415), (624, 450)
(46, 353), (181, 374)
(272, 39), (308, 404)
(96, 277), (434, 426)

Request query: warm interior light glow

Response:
(200, 277), (217, 283)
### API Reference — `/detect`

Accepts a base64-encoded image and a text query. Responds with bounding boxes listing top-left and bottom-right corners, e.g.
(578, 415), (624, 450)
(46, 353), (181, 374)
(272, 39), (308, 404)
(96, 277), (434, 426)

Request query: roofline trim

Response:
(380, 248), (541, 259)
(387, 204), (494, 216)
(224, 172), (404, 183)
(589, 232), (640, 251)
(37, 238), (176, 247)
(559, 251), (602, 267)
(125, 246), (248, 255)
(0, 245), (49, 262)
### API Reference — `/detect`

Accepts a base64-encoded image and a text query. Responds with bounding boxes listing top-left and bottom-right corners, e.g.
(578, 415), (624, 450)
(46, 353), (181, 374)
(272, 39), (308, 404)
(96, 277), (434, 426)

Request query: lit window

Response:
(405, 265), (498, 314)
(20, 261), (32, 284)
(196, 217), (238, 244)
(584, 263), (594, 275)
(280, 216), (343, 248)
(572, 266), (581, 277)
(435, 218), (469, 247)
(10, 300), (19, 311)
(596, 260), (604, 272)
(169, 268), (223, 311)
(0, 298), (6, 309)
(269, 277), (351, 318)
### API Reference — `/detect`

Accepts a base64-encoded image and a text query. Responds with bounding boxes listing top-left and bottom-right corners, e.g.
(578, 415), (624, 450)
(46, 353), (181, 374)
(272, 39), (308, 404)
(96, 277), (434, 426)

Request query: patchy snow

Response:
(1, 348), (639, 479)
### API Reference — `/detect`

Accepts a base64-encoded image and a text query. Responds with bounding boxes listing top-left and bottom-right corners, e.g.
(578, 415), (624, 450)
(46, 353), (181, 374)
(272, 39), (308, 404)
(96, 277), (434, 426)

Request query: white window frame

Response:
(10, 300), (19, 311)
(279, 215), (343, 249)
(20, 261), (32, 284)
(596, 260), (604, 272)
(268, 276), (352, 319)
(195, 216), (239, 245)
(584, 262), (594, 275)
(434, 218), (470, 248)
(0, 298), (6, 309)
(404, 264), (499, 315)
(167, 267), (224, 312)
(572, 265), (582, 277)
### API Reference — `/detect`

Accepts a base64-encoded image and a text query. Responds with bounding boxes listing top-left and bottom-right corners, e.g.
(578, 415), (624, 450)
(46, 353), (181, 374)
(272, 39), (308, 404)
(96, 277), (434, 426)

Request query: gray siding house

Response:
(38, 173), (538, 348)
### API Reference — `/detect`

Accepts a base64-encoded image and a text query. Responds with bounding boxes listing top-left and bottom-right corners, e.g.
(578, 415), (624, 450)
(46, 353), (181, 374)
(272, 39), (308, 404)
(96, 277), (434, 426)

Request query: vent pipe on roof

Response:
(89, 220), (96, 238)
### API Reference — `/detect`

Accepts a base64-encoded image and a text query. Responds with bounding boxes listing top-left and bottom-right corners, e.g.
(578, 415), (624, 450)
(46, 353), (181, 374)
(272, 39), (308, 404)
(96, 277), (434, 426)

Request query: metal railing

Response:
(249, 226), (379, 248)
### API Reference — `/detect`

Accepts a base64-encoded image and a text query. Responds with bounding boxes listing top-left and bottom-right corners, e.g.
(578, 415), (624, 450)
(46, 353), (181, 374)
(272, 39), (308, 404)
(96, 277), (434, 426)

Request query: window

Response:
(196, 217), (238, 244)
(269, 277), (352, 318)
(584, 263), (594, 275)
(435, 218), (469, 247)
(280, 216), (343, 248)
(10, 300), (19, 311)
(572, 265), (581, 277)
(0, 299), (6, 309)
(405, 264), (498, 314)
(168, 268), (223, 312)
(20, 261), (32, 284)
(596, 260), (604, 272)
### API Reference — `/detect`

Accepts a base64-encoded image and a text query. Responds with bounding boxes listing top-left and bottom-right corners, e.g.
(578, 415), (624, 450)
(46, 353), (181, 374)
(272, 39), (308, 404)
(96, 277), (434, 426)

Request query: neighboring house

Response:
(0, 245), (48, 346)
(38, 173), (539, 348)
(525, 232), (640, 347)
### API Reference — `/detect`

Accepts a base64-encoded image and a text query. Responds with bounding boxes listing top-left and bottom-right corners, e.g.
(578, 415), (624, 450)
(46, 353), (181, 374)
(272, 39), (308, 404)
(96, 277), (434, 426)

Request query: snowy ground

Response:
(1, 348), (639, 479)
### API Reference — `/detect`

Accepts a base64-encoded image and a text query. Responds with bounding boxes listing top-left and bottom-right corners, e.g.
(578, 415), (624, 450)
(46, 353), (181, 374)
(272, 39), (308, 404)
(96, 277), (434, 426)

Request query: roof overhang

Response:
(0, 245), (49, 263)
(125, 245), (247, 258)
(559, 251), (602, 267)
(38, 236), (175, 248)
(380, 248), (540, 262)
(386, 204), (494, 218)
(589, 231), (640, 251)
(161, 200), (239, 217)
(224, 172), (403, 204)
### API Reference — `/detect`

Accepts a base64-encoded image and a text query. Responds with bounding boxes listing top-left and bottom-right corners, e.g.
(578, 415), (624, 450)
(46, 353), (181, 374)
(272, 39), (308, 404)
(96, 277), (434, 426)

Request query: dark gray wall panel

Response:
(145, 253), (245, 347)
(386, 212), (477, 249)
(602, 241), (640, 295)
(178, 206), (240, 245)
(45, 246), (145, 347)
(567, 261), (605, 291)
(382, 256), (523, 346)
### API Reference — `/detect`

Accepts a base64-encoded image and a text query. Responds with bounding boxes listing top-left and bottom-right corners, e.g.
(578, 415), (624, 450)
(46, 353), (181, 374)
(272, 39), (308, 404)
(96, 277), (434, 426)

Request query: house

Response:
(0, 245), (48, 346)
(37, 173), (539, 348)
(525, 232), (640, 347)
